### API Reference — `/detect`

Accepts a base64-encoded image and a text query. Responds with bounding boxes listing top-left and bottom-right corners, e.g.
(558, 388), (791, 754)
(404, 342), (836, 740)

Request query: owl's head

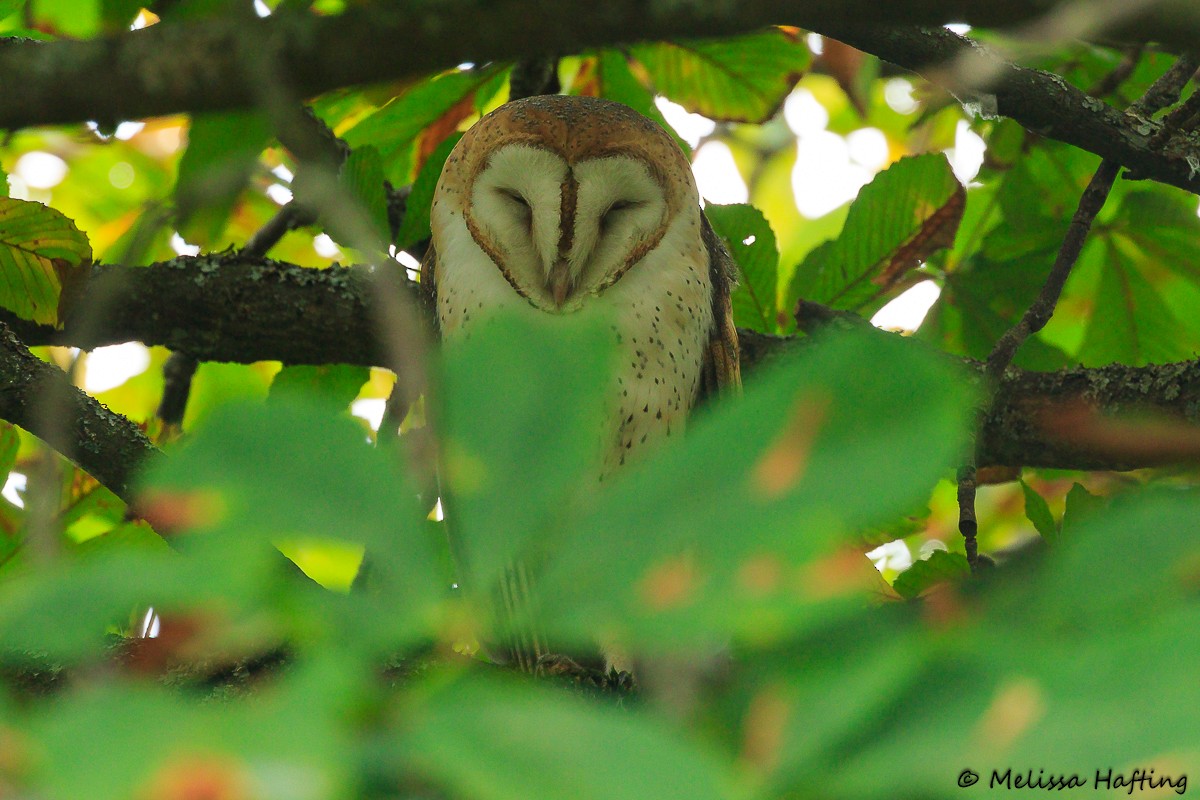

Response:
(431, 95), (699, 312)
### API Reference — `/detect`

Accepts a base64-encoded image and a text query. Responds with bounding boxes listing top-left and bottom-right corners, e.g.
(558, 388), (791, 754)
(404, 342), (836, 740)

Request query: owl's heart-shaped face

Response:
(467, 146), (669, 310)
(430, 95), (701, 314)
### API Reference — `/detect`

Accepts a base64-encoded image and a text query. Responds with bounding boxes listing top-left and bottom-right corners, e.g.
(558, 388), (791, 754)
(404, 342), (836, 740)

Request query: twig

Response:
(983, 160), (1121, 383)
(242, 201), (314, 259)
(987, 53), (1198, 384)
(1086, 44), (1144, 99)
(959, 53), (1200, 569)
(155, 352), (198, 434)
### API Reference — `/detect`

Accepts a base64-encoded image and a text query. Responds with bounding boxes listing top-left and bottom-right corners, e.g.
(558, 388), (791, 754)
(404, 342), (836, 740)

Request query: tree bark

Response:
(1, 5), (1198, 194)
(5, 258), (1200, 505)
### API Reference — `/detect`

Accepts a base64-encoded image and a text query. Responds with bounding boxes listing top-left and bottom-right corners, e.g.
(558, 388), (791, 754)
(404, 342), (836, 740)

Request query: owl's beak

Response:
(548, 259), (572, 307)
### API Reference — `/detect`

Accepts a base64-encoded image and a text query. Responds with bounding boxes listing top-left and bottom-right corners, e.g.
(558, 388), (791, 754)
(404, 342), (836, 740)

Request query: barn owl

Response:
(423, 95), (740, 671)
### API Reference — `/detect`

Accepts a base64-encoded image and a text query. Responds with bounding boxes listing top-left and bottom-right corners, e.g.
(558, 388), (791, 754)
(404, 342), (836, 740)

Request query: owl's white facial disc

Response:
(468, 145), (668, 312)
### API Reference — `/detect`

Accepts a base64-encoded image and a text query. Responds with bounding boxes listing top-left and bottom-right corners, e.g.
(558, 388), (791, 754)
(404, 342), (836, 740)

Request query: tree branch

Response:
(1, 3), (1199, 196)
(820, 24), (1200, 195)
(0, 321), (159, 500)
(11, 255), (424, 366)
(4, 260), (1199, 480)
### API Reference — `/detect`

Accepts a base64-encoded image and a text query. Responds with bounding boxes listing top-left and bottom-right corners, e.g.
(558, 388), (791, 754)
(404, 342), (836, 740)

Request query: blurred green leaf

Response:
(175, 110), (272, 247)
(26, 657), (360, 800)
(141, 398), (443, 648)
(630, 29), (811, 122)
(790, 154), (963, 311)
(706, 203), (780, 333)
(1021, 479), (1057, 542)
(891, 550), (970, 599)
(99, 0), (139, 27)
(395, 132), (462, 249)
(145, 398), (427, 556)
(0, 197), (91, 327)
(538, 326), (975, 650)
(821, 486), (1200, 798)
(394, 674), (738, 800)
(437, 311), (613, 604)
(269, 364), (370, 410)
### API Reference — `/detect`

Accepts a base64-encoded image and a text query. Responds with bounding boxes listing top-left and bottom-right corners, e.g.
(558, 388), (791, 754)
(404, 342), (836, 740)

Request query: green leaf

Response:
(1020, 479), (1057, 542)
(790, 154), (964, 311)
(141, 398), (442, 646)
(393, 674), (738, 800)
(581, 50), (687, 153)
(1111, 188), (1200, 283)
(706, 203), (780, 333)
(26, 661), (359, 800)
(342, 67), (501, 185)
(919, 258), (1072, 371)
(145, 398), (426, 553)
(781, 486), (1200, 798)
(1077, 238), (1193, 366)
(269, 364), (369, 410)
(629, 28), (811, 122)
(0, 197), (91, 327)
(1060, 482), (1104, 540)
(32, 0), (98, 36)
(891, 550), (970, 599)
(0, 421), (18, 476)
(538, 326), (976, 650)
(437, 311), (613, 607)
(395, 132), (462, 249)
(174, 110), (272, 247)
(329, 144), (390, 248)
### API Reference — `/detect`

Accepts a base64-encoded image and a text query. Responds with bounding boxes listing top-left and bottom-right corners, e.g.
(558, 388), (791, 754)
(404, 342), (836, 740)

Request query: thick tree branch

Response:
(821, 24), (1200, 195)
(4, 260), (1200, 478)
(0, 321), (159, 500)
(9, 255), (423, 366)
(1, 3), (1199, 195)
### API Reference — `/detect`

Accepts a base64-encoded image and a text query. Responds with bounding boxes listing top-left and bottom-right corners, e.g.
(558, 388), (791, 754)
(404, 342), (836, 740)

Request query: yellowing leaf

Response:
(0, 197), (91, 327)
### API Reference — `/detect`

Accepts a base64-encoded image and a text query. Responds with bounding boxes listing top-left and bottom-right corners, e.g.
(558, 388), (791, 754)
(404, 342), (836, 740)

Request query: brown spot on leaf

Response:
(796, 546), (874, 600)
(638, 555), (701, 611)
(741, 684), (791, 773)
(134, 489), (226, 536)
(141, 754), (249, 800)
(751, 395), (830, 498)
(973, 678), (1045, 753)
(737, 554), (784, 596)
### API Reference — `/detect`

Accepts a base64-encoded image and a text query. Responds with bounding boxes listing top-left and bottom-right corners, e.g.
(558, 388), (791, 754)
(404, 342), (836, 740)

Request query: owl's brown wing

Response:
(699, 211), (742, 401)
